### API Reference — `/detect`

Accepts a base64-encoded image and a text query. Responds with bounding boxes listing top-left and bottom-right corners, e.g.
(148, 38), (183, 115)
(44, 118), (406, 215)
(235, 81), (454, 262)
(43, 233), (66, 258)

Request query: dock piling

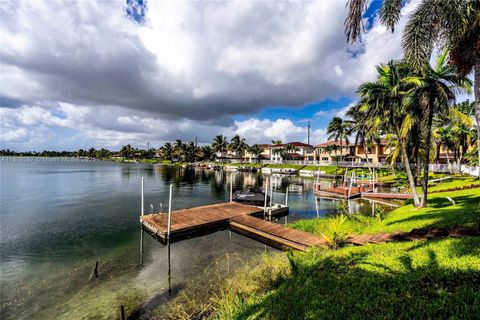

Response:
(167, 184), (173, 240)
(119, 305), (125, 320)
(141, 177), (144, 216)
(285, 186), (289, 206)
(263, 177), (269, 219)
(269, 177), (273, 209)
(229, 173), (233, 202)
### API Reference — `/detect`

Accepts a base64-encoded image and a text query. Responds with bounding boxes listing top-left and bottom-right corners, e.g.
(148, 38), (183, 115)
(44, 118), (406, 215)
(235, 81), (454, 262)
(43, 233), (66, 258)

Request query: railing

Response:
(429, 164), (479, 177)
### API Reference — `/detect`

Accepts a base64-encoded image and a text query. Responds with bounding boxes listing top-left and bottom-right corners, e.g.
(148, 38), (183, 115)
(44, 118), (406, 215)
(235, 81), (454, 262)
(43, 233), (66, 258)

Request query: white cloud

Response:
(0, 127), (28, 142)
(2, 0), (448, 151)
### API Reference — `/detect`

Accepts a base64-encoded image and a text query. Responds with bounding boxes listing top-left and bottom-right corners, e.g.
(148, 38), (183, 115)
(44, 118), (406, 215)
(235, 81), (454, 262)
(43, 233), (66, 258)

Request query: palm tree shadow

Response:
(230, 239), (480, 320)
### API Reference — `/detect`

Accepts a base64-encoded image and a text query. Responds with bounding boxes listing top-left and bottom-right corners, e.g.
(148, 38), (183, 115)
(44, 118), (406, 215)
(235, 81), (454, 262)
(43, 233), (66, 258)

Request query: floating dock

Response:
(230, 215), (326, 251)
(361, 192), (413, 200)
(140, 202), (326, 251)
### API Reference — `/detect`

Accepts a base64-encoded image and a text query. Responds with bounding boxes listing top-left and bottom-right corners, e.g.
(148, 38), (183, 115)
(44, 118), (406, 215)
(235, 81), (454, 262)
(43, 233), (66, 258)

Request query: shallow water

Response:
(0, 159), (387, 319)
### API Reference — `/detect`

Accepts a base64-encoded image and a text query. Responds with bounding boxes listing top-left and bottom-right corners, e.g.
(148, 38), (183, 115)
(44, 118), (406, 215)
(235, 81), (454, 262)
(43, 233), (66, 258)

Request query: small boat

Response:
(232, 188), (270, 206)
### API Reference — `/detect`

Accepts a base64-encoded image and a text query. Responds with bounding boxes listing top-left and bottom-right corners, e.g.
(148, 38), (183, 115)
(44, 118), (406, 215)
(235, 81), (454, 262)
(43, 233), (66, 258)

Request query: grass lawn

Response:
(212, 237), (480, 319)
(266, 164), (306, 170)
(301, 165), (341, 174)
(164, 176), (480, 319)
(224, 163), (265, 168)
(292, 178), (480, 236)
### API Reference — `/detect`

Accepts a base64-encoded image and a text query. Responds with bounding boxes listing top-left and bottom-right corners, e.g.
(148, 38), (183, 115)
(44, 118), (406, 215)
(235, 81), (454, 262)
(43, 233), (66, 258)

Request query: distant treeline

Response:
(0, 145), (155, 159)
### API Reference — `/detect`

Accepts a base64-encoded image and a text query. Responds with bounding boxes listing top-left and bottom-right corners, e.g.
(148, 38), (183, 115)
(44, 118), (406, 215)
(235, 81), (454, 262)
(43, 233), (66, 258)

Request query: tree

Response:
(211, 135), (228, 158)
(229, 135), (248, 159)
(161, 142), (174, 160)
(408, 49), (471, 206)
(327, 117), (351, 162)
(248, 144), (264, 163)
(346, 103), (380, 169)
(345, 0), (480, 178)
(358, 61), (422, 207)
(271, 140), (282, 145)
(173, 139), (184, 161)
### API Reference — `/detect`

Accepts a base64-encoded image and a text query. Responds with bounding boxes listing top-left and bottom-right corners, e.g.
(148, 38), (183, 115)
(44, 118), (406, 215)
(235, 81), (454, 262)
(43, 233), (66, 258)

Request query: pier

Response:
(140, 202), (326, 251)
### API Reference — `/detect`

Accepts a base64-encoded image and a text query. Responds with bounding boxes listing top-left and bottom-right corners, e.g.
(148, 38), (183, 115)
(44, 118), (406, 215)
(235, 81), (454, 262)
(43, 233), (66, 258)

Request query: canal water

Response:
(0, 159), (388, 319)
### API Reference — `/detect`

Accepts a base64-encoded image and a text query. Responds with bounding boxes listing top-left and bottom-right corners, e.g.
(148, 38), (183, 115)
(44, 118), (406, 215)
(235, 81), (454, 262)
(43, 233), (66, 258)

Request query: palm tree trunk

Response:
(397, 129), (421, 207)
(475, 61), (480, 179)
(421, 97), (435, 208)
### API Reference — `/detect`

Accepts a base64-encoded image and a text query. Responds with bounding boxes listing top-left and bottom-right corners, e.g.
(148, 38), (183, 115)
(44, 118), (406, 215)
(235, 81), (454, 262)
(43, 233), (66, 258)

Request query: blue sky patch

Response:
(125, 0), (147, 24)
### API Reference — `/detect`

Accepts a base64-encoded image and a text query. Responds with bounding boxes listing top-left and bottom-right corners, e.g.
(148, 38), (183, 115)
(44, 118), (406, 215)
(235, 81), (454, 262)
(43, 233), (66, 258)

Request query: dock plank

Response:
(229, 215), (327, 250)
(141, 202), (263, 241)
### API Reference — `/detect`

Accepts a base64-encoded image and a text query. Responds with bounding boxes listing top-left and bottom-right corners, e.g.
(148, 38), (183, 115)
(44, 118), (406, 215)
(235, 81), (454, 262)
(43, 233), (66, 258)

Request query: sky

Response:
(0, 0), (472, 151)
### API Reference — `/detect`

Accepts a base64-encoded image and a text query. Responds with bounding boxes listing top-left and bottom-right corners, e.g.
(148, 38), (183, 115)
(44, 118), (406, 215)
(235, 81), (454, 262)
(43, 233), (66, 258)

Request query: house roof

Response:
(315, 140), (347, 148)
(315, 139), (389, 148)
(272, 141), (313, 148)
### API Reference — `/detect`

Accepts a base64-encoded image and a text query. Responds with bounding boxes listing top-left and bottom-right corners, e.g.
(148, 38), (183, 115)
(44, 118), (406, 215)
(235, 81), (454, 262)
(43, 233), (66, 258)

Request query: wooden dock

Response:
(230, 215), (326, 251)
(140, 201), (326, 251)
(361, 192), (413, 200)
(140, 202), (263, 243)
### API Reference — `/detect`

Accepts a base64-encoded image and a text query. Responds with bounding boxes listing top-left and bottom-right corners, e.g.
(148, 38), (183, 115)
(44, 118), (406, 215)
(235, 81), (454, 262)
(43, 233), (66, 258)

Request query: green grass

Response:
(266, 164), (306, 170)
(292, 179), (480, 236)
(224, 163), (265, 168)
(212, 237), (480, 319)
(164, 176), (480, 319)
(301, 165), (341, 174)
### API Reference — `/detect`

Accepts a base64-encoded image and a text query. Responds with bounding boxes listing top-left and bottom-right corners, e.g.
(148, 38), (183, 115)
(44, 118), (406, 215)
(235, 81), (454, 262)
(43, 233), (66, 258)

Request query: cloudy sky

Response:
(1, 0), (468, 151)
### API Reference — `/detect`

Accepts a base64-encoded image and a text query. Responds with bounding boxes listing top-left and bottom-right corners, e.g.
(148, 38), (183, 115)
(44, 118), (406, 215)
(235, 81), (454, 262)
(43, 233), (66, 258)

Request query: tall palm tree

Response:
(358, 61), (421, 207)
(229, 135), (248, 159)
(345, 0), (480, 178)
(248, 144), (264, 163)
(408, 49), (471, 206)
(346, 102), (379, 169)
(173, 139), (184, 161)
(161, 142), (174, 160)
(327, 117), (351, 162)
(211, 135), (228, 158)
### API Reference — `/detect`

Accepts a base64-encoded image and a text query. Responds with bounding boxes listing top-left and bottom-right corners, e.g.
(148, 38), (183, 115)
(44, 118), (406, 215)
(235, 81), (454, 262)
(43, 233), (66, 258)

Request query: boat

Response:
(231, 188), (270, 206)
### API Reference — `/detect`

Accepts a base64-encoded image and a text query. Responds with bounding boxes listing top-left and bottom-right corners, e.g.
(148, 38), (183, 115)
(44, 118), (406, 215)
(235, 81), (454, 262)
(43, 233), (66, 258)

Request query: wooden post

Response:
(269, 177), (273, 208)
(167, 184), (173, 240)
(119, 305), (125, 320)
(89, 260), (99, 280)
(285, 186), (289, 206)
(141, 177), (144, 216)
(229, 173), (233, 202)
(263, 177), (269, 219)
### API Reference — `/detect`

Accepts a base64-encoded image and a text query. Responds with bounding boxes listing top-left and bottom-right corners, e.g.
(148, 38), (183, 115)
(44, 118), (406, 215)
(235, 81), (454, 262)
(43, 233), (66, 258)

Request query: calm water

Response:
(0, 159), (385, 319)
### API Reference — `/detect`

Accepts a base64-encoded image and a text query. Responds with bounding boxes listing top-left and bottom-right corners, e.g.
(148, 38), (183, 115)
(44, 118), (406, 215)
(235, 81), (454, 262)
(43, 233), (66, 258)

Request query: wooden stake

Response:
(89, 260), (99, 280)
(119, 304), (125, 320)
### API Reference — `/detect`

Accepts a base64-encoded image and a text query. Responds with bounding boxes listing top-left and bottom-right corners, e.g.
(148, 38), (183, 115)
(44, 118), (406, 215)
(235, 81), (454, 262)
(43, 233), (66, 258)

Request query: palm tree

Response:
(408, 49), (471, 206)
(200, 145), (214, 161)
(248, 144), (264, 163)
(345, 0), (480, 178)
(346, 102), (380, 169)
(358, 61), (421, 207)
(271, 140), (282, 145)
(211, 135), (228, 158)
(327, 117), (351, 162)
(173, 139), (184, 161)
(229, 135), (248, 159)
(161, 142), (174, 160)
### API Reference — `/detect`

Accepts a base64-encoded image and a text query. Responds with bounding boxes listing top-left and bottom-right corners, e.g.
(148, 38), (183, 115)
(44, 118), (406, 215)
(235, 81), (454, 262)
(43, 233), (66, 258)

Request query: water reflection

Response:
(1, 161), (393, 319)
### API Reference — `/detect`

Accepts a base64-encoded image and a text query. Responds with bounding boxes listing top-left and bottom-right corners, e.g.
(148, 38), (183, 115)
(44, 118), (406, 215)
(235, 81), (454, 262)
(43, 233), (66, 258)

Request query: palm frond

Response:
(344, 0), (368, 43)
(380, 0), (404, 32)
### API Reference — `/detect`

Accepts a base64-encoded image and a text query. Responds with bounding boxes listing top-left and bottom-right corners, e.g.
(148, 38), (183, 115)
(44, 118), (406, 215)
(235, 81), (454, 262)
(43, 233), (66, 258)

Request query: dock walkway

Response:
(141, 202), (263, 243)
(140, 201), (326, 251)
(230, 215), (327, 251)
